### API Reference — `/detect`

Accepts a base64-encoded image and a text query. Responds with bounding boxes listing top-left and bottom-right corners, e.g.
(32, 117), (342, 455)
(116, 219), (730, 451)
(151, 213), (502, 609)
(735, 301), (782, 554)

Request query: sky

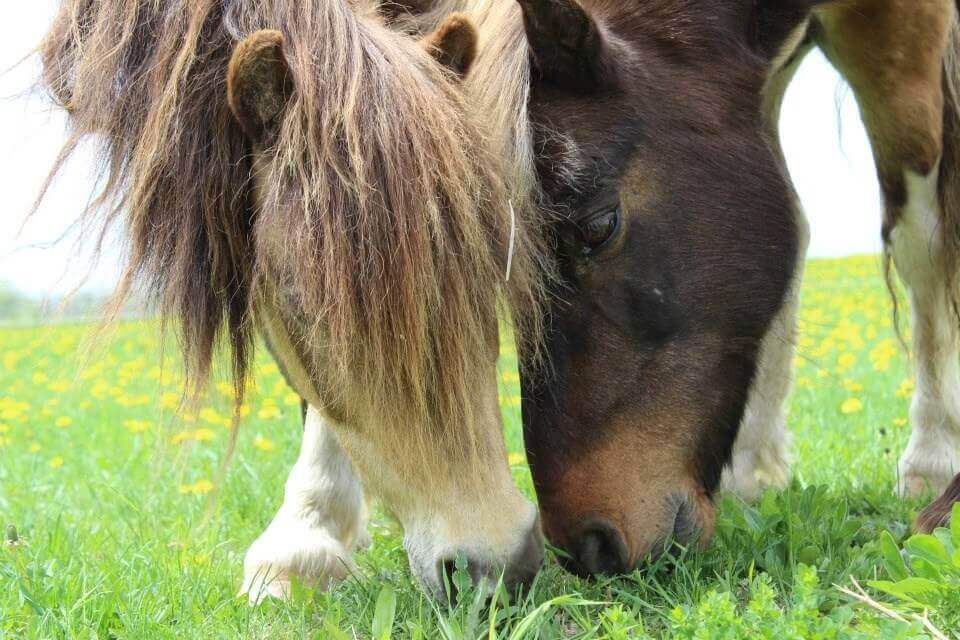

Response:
(0, 4), (884, 297)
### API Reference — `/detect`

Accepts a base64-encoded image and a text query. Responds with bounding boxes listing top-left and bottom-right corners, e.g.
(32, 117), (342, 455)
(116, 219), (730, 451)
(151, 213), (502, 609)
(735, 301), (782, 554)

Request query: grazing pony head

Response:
(39, 0), (550, 597)
(510, 0), (809, 575)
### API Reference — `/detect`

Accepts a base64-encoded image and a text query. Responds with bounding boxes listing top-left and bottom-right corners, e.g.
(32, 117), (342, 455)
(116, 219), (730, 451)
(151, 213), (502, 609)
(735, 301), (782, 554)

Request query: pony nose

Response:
(566, 520), (630, 577)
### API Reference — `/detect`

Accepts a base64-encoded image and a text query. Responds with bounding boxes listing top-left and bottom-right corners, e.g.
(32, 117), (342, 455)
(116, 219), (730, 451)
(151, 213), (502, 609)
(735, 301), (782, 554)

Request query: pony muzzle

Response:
(405, 504), (544, 601)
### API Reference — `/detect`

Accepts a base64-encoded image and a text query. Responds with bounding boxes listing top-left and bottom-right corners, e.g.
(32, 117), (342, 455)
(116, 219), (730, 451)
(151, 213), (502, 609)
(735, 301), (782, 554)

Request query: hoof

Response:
(721, 447), (791, 503)
(240, 520), (354, 604)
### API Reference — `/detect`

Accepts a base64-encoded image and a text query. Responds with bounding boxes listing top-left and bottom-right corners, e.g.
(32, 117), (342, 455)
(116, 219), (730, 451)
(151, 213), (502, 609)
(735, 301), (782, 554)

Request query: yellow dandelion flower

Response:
(171, 430), (193, 445)
(893, 418), (908, 428)
(32, 372), (49, 385)
(843, 380), (864, 393)
(54, 416), (73, 429)
(895, 379), (915, 399)
(840, 398), (864, 415)
(0, 423), (9, 434)
(501, 371), (520, 384)
(193, 428), (217, 442)
(283, 392), (301, 407)
(49, 456), (64, 469)
(123, 420), (152, 433)
(190, 480), (214, 495)
(257, 406), (281, 420)
(253, 436), (275, 452)
(160, 392), (180, 410)
(47, 380), (71, 393)
(508, 452), (526, 466)
(199, 408), (225, 426)
(837, 353), (856, 369)
(506, 395), (522, 407)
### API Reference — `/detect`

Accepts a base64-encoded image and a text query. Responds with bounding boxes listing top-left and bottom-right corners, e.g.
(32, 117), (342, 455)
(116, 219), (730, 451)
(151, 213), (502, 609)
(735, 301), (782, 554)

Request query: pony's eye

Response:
(578, 208), (621, 256)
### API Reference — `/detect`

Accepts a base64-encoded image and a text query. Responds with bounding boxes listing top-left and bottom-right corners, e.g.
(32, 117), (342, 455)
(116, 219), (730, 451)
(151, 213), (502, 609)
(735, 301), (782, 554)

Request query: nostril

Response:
(438, 556), (482, 601)
(671, 496), (699, 545)
(439, 558), (461, 601)
(568, 520), (629, 577)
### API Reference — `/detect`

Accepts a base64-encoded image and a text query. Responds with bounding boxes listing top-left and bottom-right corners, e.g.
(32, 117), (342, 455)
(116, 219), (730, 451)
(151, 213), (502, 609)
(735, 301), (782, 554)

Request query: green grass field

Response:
(2, 256), (959, 639)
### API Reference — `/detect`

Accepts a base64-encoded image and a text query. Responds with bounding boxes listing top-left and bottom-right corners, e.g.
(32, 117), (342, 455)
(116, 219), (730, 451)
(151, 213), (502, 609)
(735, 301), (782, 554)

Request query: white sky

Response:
(0, 4), (884, 296)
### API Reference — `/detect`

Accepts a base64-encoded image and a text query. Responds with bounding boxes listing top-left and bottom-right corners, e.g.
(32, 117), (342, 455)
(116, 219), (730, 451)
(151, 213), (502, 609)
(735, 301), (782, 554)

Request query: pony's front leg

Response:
(722, 272), (802, 502)
(241, 405), (368, 603)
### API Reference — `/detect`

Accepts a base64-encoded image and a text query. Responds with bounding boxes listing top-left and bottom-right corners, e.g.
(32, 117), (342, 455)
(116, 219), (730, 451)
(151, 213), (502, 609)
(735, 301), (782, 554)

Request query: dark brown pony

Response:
(38, 0), (552, 599)
(392, 0), (960, 575)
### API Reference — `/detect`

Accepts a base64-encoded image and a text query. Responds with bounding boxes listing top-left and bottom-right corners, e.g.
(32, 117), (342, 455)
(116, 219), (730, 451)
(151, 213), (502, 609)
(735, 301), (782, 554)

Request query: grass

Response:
(0, 255), (958, 639)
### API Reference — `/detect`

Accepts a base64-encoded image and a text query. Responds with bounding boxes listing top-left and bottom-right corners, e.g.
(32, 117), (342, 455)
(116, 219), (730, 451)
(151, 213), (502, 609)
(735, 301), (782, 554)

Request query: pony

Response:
(248, 0), (960, 587)
(38, 0), (552, 600)
(457, 0), (960, 575)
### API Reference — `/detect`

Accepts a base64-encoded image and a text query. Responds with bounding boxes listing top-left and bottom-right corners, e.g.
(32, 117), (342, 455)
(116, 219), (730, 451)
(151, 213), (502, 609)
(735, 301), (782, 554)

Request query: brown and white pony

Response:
(38, 0), (553, 600)
(249, 0), (960, 588)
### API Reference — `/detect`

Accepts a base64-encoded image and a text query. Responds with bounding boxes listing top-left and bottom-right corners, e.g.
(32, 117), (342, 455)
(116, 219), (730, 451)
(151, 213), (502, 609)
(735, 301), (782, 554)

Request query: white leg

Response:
(722, 203), (808, 502)
(891, 169), (960, 498)
(241, 406), (368, 603)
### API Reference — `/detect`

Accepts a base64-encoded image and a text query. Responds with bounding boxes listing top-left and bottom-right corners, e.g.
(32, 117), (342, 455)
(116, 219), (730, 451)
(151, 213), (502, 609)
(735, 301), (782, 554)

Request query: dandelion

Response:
(895, 379), (915, 399)
(193, 428), (217, 442)
(55, 416), (72, 429)
(257, 405), (281, 420)
(506, 395), (522, 407)
(508, 452), (525, 466)
(501, 371), (520, 384)
(179, 479), (215, 495)
(893, 418), (908, 428)
(199, 408), (226, 426)
(123, 420), (152, 433)
(840, 398), (864, 415)
(160, 392), (180, 410)
(843, 380), (863, 393)
(0, 423), (9, 434)
(49, 456), (64, 469)
(253, 435), (275, 452)
(171, 430), (193, 445)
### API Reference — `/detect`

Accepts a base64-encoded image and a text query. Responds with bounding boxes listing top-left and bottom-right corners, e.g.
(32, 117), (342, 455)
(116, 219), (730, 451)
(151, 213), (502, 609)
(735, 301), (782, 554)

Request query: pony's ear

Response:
(516, 0), (604, 91)
(227, 30), (292, 141)
(420, 13), (478, 78)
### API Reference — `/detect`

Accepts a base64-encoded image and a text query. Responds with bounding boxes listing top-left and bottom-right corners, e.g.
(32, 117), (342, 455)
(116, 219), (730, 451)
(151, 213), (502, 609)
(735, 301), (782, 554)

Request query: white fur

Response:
(890, 167), (960, 497)
(241, 406), (368, 603)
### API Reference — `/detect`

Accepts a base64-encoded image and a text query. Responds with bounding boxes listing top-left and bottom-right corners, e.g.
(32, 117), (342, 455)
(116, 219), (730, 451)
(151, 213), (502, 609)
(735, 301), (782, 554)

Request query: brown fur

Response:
(915, 472), (960, 532)
(36, 0), (550, 483)
(813, 1), (960, 325)
(226, 30), (291, 140)
(419, 13), (477, 77)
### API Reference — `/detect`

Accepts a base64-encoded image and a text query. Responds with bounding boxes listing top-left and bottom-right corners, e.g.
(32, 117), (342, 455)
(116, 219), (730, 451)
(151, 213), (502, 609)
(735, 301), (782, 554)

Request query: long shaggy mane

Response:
(38, 0), (549, 470)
